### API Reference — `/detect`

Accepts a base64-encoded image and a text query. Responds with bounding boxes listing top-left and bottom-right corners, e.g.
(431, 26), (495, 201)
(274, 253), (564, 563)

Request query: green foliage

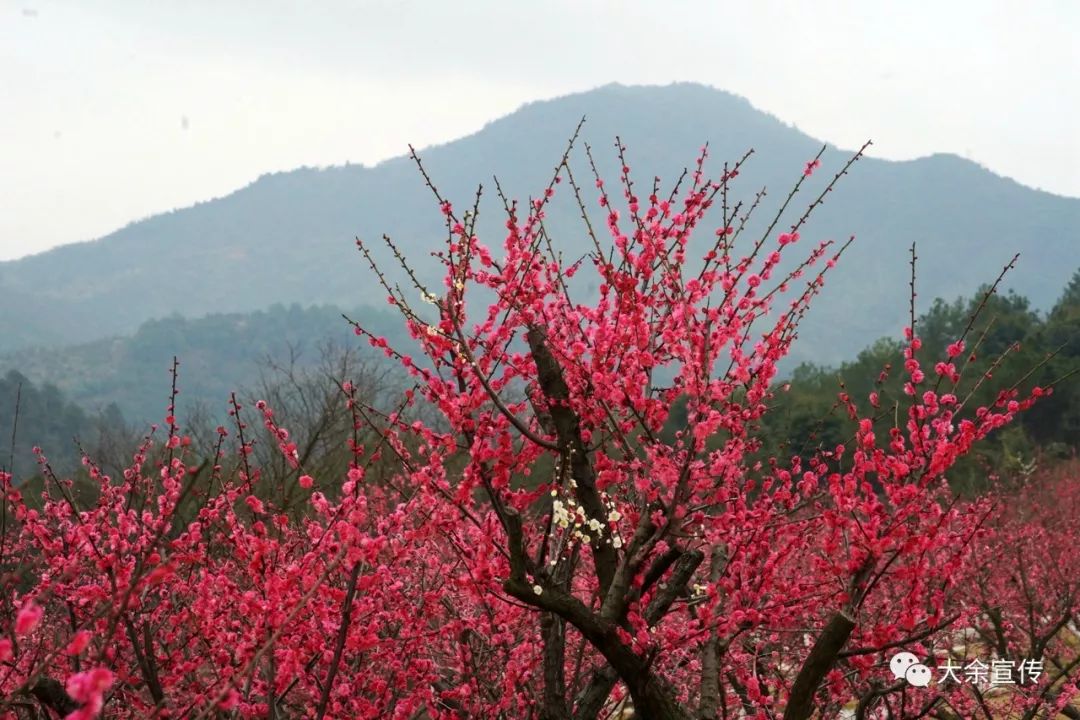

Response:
(1027, 269), (1080, 447)
(755, 270), (1080, 493)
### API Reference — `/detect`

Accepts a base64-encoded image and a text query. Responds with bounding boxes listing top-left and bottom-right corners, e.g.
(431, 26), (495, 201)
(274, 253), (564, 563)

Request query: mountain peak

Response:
(0, 85), (1076, 368)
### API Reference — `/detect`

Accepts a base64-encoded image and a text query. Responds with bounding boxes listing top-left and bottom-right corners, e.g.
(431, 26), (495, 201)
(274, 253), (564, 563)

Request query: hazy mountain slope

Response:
(0, 303), (404, 424)
(0, 369), (119, 478)
(3, 83), (1077, 367)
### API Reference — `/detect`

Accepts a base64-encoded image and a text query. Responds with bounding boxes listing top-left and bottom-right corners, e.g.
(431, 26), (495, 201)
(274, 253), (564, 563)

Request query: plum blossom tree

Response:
(1, 126), (1074, 719)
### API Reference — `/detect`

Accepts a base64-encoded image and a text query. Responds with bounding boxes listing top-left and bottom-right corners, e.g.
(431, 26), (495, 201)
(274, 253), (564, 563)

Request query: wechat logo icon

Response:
(890, 651), (932, 688)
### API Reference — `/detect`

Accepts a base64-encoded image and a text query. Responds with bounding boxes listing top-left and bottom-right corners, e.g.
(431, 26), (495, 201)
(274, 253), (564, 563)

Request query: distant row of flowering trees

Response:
(2, 130), (1078, 719)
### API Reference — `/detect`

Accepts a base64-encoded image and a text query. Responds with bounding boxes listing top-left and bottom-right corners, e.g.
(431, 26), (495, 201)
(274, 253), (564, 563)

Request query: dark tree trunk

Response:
(540, 611), (571, 720)
(29, 677), (80, 716)
(782, 610), (856, 720)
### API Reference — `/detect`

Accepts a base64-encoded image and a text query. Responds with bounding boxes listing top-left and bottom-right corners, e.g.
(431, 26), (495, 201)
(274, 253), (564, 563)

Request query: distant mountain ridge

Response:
(0, 303), (405, 425)
(4, 82), (1078, 369)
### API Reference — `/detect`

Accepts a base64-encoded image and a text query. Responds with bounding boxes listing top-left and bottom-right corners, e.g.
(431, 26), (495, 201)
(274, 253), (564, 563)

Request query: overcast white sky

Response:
(2, 0), (1078, 262)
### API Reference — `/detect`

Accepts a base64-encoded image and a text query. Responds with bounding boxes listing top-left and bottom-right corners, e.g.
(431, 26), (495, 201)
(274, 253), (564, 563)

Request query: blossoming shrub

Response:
(1, 135), (1075, 719)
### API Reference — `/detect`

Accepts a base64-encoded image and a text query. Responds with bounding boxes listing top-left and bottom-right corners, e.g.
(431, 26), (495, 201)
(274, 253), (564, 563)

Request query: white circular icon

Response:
(905, 663), (932, 687)
(889, 651), (919, 679)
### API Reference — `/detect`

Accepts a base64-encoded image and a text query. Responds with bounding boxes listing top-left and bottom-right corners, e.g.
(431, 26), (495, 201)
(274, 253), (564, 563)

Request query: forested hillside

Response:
(0, 303), (405, 425)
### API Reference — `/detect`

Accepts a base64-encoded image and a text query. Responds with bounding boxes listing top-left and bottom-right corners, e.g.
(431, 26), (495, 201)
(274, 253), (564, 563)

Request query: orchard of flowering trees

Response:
(2, 128), (1079, 719)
